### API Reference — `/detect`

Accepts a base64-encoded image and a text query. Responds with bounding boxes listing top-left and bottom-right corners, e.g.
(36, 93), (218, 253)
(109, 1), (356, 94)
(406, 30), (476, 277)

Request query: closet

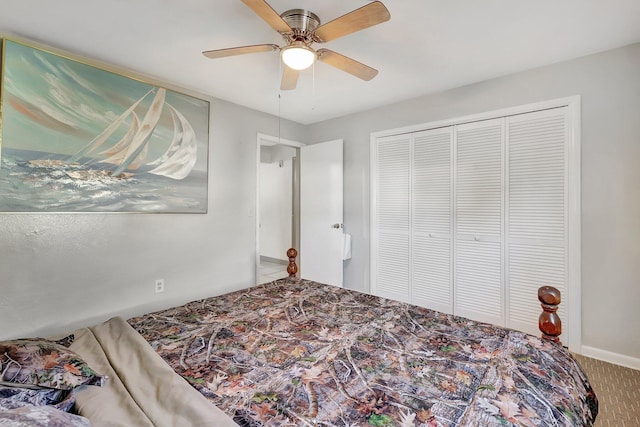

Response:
(371, 99), (580, 349)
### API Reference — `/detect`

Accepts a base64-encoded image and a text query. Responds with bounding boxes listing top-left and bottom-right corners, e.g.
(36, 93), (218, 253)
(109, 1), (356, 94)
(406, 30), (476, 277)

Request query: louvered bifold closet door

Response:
(507, 108), (568, 336)
(412, 128), (453, 313)
(374, 134), (411, 302)
(454, 119), (504, 325)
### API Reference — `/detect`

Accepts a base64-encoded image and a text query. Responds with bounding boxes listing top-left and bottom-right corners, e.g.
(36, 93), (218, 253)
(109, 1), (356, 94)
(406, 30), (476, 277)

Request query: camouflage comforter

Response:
(128, 278), (598, 426)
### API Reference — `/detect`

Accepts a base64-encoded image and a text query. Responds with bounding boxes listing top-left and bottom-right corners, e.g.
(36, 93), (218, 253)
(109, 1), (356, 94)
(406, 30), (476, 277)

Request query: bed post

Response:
(287, 248), (298, 279)
(538, 286), (562, 344)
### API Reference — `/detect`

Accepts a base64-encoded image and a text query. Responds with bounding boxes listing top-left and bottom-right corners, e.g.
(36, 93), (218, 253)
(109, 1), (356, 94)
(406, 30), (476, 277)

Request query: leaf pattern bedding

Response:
(0, 385), (91, 427)
(128, 278), (598, 426)
(0, 405), (92, 427)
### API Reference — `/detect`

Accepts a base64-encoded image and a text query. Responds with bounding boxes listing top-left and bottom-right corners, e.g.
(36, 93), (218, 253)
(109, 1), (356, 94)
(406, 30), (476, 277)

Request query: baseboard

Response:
(580, 345), (640, 370)
(260, 255), (287, 265)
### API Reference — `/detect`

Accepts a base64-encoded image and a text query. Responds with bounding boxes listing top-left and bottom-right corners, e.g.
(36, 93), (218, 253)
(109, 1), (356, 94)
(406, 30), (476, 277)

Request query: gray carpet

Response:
(573, 354), (640, 426)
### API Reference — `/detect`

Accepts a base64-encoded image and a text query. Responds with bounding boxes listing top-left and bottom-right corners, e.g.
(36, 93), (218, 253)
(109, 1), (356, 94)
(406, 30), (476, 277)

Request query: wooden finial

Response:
(287, 248), (298, 279)
(538, 286), (562, 344)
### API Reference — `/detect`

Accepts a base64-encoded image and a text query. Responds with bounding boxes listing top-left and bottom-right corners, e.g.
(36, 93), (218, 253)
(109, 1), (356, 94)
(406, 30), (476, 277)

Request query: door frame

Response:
(255, 133), (305, 282)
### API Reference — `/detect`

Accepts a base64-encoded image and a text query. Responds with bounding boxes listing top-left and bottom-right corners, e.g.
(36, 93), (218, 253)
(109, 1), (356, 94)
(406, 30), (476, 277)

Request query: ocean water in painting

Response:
(0, 148), (207, 212)
(0, 39), (209, 213)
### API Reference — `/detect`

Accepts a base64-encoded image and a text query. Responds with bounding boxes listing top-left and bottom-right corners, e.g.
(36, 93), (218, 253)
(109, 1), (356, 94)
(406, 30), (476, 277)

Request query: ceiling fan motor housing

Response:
(280, 9), (320, 44)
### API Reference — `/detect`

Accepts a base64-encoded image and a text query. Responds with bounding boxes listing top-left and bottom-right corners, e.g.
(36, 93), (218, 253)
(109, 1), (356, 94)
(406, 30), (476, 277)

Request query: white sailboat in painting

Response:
(66, 88), (198, 180)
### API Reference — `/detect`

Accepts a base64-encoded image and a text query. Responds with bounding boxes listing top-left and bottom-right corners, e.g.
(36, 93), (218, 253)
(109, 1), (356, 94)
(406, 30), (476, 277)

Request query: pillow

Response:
(0, 337), (106, 390)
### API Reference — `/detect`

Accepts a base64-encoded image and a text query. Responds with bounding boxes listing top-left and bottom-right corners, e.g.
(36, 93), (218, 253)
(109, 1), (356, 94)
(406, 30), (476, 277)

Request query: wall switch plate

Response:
(155, 279), (165, 293)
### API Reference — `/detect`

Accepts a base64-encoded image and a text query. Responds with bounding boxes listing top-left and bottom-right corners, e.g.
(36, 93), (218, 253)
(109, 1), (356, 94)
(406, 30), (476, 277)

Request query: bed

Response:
(1, 255), (598, 426)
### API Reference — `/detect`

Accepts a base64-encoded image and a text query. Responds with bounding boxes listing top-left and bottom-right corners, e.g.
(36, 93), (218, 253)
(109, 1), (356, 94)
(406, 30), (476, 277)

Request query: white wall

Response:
(307, 43), (640, 363)
(0, 96), (306, 340)
(259, 158), (293, 261)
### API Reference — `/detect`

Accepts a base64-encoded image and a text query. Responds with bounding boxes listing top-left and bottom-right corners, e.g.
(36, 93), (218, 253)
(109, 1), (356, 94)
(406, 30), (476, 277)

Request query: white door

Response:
(372, 134), (411, 302)
(506, 108), (569, 337)
(412, 128), (453, 313)
(300, 139), (344, 286)
(454, 118), (504, 326)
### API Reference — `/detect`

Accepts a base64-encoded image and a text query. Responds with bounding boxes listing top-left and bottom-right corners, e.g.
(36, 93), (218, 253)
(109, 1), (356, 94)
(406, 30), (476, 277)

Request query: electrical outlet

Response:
(155, 279), (165, 293)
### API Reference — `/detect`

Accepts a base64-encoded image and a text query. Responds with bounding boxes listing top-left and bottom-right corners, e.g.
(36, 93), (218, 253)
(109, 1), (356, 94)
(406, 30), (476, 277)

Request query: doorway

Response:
(256, 133), (304, 284)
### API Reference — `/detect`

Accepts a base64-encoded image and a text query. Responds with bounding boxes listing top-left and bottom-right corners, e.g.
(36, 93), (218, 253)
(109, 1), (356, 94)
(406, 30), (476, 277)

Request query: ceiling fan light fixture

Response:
(281, 43), (316, 70)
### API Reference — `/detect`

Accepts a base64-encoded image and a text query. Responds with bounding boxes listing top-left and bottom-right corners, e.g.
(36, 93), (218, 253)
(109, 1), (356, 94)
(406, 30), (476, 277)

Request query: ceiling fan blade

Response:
(202, 44), (279, 59)
(314, 1), (390, 42)
(280, 66), (299, 91)
(317, 49), (378, 81)
(240, 0), (292, 33)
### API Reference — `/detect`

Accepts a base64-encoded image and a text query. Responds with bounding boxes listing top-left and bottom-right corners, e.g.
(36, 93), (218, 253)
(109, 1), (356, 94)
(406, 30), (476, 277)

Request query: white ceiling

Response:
(2, 0), (640, 125)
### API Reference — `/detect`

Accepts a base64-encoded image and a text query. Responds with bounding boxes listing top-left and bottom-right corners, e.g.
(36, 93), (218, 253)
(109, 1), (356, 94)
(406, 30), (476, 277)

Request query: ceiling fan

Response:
(203, 0), (391, 90)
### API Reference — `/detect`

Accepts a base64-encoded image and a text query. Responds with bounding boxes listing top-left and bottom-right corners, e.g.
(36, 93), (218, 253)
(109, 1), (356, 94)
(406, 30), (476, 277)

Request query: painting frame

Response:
(0, 37), (210, 213)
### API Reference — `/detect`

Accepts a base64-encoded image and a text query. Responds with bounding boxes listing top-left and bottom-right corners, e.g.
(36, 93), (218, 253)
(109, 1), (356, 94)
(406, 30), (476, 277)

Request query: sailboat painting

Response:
(0, 38), (209, 213)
